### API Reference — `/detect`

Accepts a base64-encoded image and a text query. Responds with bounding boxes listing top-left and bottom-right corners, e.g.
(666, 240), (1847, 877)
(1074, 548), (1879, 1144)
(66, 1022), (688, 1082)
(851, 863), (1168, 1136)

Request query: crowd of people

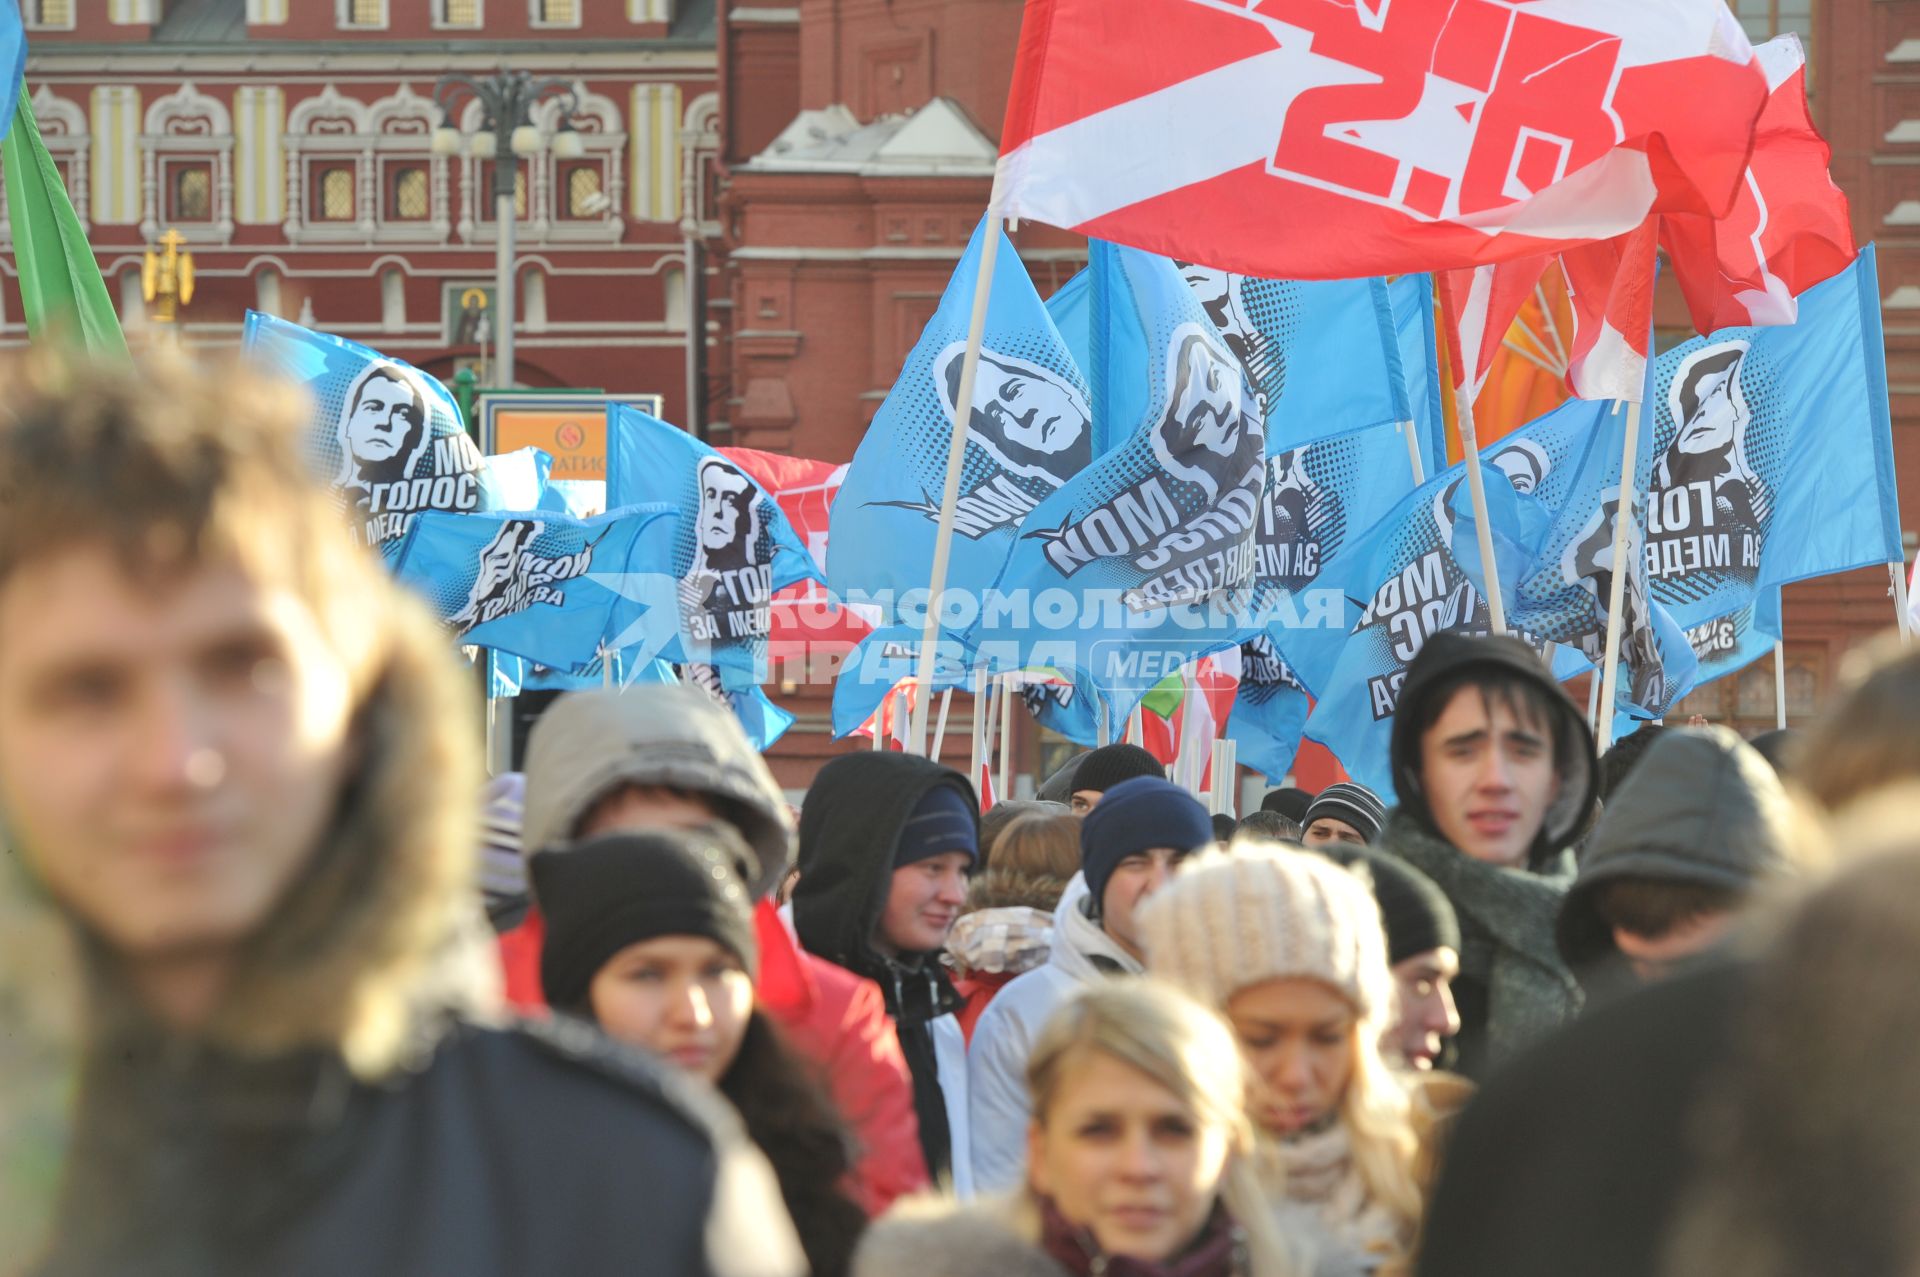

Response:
(3, 357), (1919, 1276)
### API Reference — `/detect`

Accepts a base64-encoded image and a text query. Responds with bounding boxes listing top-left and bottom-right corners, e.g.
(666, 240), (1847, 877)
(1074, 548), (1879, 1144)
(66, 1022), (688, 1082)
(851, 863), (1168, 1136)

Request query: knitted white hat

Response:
(1139, 845), (1394, 1022)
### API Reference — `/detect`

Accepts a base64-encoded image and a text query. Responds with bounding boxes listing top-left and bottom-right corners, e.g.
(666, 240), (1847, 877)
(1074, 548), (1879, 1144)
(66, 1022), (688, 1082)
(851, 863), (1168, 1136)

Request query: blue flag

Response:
(607, 405), (822, 689)
(1679, 590), (1783, 696)
(485, 447), (555, 511)
(1225, 635), (1312, 783)
(832, 623), (975, 739)
(830, 217), (1093, 626)
(1645, 248), (1903, 627)
(969, 242), (1267, 715)
(1167, 261), (1408, 453)
(1290, 403), (1651, 791)
(1389, 274), (1450, 481)
(243, 311), (502, 558)
(1017, 670), (1105, 747)
(394, 505), (682, 673)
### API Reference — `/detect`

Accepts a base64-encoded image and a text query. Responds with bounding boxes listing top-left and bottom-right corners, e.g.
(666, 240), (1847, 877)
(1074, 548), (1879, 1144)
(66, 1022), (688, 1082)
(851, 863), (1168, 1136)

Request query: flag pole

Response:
(908, 208), (1003, 754)
(1456, 387), (1508, 636)
(969, 666), (988, 794)
(871, 684), (890, 751)
(1127, 704), (1144, 749)
(1585, 669), (1601, 735)
(1400, 419), (1426, 486)
(1594, 400), (1643, 748)
(930, 687), (955, 761)
(1436, 283), (1506, 635)
(998, 673), (1016, 802)
(1772, 641), (1787, 731)
(1097, 696), (1111, 748)
(1891, 562), (1914, 645)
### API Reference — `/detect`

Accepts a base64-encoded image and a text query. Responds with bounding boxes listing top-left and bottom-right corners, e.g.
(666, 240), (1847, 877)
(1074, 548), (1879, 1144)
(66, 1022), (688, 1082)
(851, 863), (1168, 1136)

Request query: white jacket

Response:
(965, 874), (1142, 1193)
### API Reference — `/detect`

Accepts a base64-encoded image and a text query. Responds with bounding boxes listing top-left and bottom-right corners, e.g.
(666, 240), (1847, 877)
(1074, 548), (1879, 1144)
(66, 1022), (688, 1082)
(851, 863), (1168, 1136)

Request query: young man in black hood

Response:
(1375, 631), (1597, 1078)
(792, 752), (979, 1193)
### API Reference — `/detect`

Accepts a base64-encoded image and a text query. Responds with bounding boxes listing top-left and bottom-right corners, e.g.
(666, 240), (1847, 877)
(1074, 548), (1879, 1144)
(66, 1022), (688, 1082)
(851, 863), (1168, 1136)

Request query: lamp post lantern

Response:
(432, 69), (584, 389)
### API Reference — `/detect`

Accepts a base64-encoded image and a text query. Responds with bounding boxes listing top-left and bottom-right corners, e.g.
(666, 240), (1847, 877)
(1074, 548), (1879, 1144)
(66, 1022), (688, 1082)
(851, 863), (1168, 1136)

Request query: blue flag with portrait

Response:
(607, 404), (822, 690)
(830, 217), (1093, 626)
(243, 311), (502, 559)
(393, 504), (682, 673)
(1644, 247), (1903, 630)
(1289, 397), (1682, 792)
(968, 242), (1267, 717)
(1164, 262), (1406, 454)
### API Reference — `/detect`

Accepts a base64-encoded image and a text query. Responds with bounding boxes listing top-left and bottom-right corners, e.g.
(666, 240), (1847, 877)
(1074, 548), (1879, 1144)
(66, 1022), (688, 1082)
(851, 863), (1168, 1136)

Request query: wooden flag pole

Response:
(1772, 641), (1788, 731)
(908, 209), (1003, 755)
(1594, 400), (1643, 748)
(1891, 562), (1914, 645)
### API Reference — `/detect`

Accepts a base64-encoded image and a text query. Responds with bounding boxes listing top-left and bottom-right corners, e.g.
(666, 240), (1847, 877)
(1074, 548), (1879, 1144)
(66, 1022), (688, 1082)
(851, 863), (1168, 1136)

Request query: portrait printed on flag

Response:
(936, 341), (1095, 487)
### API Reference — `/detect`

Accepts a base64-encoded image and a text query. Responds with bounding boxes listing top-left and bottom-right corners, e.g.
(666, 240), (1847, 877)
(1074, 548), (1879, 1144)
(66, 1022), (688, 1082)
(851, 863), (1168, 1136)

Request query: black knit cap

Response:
(1070, 743), (1166, 797)
(1260, 786), (1316, 821)
(533, 826), (759, 1012)
(1322, 847), (1461, 966)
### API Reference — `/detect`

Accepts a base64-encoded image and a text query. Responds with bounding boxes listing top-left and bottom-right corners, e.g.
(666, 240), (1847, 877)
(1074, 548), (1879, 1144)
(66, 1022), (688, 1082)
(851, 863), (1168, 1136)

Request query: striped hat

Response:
(1303, 782), (1388, 844)
(1139, 844), (1392, 1021)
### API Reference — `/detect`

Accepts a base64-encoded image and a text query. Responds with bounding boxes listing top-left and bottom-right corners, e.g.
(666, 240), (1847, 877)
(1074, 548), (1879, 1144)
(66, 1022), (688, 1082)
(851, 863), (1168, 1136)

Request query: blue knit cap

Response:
(1080, 777), (1214, 915)
(894, 785), (980, 869)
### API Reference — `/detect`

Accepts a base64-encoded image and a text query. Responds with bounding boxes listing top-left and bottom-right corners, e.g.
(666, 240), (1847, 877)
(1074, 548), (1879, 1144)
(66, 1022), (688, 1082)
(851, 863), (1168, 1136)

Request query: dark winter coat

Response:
(1378, 631), (1597, 1077)
(1414, 960), (1748, 1277)
(793, 752), (979, 1188)
(1376, 811), (1582, 1078)
(30, 1014), (801, 1277)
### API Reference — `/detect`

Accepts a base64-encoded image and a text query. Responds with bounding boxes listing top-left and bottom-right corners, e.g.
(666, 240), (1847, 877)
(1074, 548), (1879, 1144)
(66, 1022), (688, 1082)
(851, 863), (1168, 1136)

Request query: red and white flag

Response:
(1659, 34), (1855, 333)
(721, 447), (875, 651)
(1558, 218), (1660, 402)
(1436, 257), (1551, 402)
(998, 0), (1768, 279)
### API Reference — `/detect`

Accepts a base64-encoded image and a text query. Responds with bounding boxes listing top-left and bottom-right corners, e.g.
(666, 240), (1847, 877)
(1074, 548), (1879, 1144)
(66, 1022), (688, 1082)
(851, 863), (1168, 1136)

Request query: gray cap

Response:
(522, 685), (794, 899)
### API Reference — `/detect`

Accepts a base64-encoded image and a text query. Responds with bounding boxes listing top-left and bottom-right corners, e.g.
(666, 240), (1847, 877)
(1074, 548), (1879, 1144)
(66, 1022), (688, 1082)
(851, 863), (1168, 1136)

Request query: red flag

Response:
(998, 0), (1767, 279)
(1558, 218), (1660, 401)
(1437, 257), (1550, 402)
(721, 447), (874, 652)
(1658, 34), (1854, 333)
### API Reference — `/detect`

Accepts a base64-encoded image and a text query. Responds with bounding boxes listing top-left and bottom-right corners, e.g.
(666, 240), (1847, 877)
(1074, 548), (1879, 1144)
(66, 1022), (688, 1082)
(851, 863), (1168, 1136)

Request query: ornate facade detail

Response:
(139, 82), (234, 243)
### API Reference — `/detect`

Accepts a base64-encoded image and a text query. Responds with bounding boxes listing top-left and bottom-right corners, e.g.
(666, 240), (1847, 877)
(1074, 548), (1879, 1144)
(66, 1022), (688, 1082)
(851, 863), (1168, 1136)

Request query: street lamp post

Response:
(431, 70), (584, 390)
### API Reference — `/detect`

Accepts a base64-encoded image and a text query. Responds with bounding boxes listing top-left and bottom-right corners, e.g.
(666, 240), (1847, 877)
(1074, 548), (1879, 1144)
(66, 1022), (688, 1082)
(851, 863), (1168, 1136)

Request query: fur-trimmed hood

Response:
(853, 1193), (1063, 1277)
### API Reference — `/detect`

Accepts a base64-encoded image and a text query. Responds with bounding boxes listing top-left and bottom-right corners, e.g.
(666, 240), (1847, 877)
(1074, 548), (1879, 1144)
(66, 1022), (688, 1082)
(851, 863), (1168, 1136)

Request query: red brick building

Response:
(21, 0), (718, 418)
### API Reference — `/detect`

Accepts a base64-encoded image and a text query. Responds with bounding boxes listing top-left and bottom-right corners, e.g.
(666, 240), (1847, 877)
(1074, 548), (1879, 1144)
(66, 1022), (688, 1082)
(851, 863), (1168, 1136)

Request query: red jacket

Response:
(495, 900), (929, 1216)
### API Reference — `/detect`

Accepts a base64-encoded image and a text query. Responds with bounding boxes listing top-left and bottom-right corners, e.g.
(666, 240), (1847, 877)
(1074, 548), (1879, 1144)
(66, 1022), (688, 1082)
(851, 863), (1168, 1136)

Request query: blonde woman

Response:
(854, 980), (1301, 1277)
(1139, 845), (1467, 1276)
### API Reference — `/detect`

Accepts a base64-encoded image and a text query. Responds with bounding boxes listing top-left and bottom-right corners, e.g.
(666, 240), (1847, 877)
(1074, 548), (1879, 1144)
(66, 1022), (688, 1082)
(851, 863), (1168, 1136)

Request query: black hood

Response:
(1558, 726), (1795, 979)
(1389, 631), (1597, 866)
(792, 751), (977, 983)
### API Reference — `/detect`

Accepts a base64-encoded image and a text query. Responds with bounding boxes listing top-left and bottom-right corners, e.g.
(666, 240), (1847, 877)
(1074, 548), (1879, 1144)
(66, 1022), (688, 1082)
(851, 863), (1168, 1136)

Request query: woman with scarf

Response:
(854, 979), (1300, 1277)
(1139, 845), (1468, 1277)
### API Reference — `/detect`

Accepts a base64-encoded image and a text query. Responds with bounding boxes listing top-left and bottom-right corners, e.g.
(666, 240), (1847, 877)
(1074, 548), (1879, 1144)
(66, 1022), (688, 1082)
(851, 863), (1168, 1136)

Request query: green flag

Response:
(3, 84), (128, 359)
